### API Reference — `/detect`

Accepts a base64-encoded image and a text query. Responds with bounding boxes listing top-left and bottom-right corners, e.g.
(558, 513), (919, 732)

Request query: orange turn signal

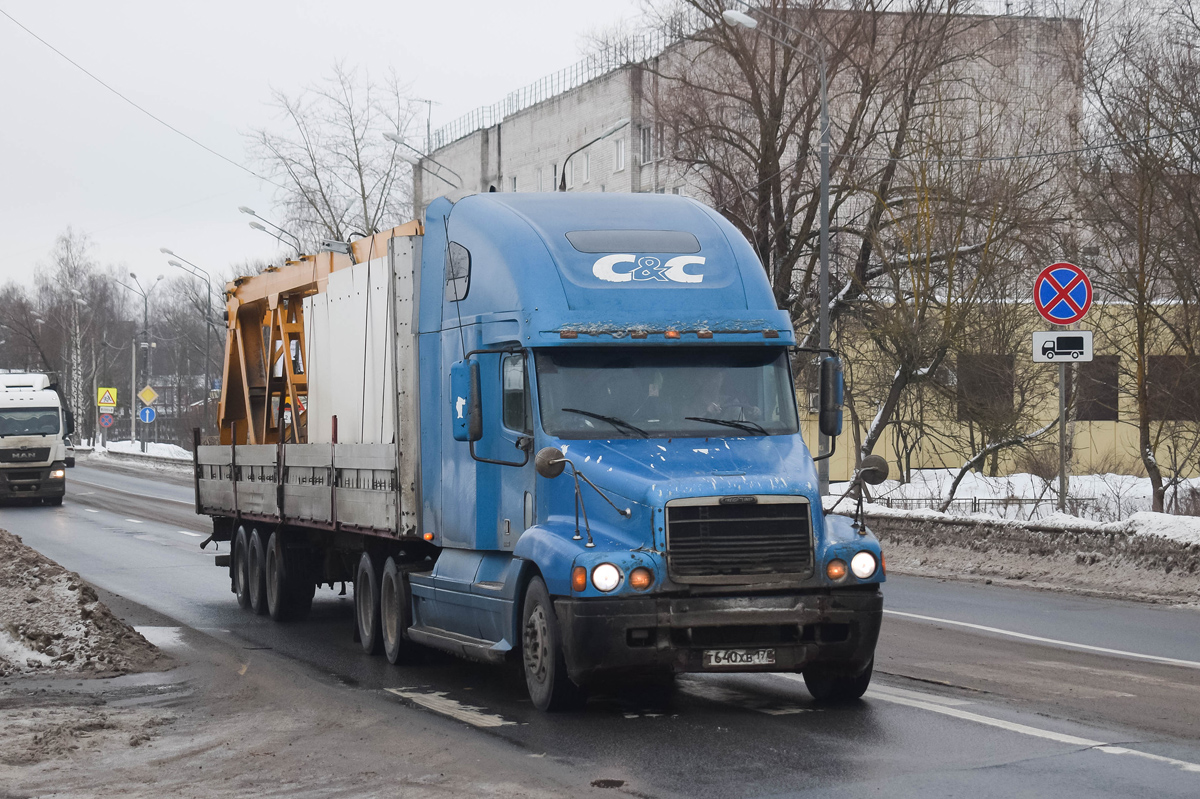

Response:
(423, 532), (434, 541)
(826, 559), (847, 581)
(665, 330), (680, 339)
(629, 567), (653, 591)
(572, 566), (587, 592)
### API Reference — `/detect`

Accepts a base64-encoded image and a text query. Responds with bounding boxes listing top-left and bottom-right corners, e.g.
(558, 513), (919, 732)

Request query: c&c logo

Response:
(592, 254), (706, 284)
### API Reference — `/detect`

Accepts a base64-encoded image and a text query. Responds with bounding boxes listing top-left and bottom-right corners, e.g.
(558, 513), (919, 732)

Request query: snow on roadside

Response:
(0, 528), (164, 678)
(97, 440), (192, 461)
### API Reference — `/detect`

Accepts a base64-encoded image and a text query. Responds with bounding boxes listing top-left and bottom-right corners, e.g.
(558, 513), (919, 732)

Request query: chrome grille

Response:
(665, 498), (813, 583)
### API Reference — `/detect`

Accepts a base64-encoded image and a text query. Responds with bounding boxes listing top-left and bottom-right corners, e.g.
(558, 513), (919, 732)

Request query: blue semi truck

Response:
(195, 193), (885, 710)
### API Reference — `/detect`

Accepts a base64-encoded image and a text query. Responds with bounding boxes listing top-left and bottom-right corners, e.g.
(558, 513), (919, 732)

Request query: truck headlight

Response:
(50, 469), (66, 479)
(850, 551), (878, 579)
(591, 563), (622, 592)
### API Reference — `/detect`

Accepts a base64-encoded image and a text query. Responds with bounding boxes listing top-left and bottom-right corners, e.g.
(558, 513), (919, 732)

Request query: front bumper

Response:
(554, 588), (882, 685)
(0, 463), (66, 501)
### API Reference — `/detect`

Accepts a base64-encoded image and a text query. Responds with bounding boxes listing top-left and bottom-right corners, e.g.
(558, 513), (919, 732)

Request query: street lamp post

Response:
(162, 248), (215, 441)
(724, 5), (833, 495)
(117, 273), (163, 452)
(383, 132), (463, 189)
(238, 207), (303, 255)
(558, 118), (630, 192)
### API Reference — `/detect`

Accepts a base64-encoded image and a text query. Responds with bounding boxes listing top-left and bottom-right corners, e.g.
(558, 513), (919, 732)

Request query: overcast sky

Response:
(0, 0), (644, 288)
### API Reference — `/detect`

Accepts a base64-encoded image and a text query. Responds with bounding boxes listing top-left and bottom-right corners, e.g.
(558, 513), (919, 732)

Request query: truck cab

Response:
(0, 373), (71, 506)
(420, 194), (883, 708)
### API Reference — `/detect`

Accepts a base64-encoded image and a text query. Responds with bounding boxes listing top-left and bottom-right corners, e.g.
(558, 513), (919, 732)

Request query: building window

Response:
(614, 138), (625, 172)
(672, 186), (682, 195)
(956, 354), (1014, 424)
(1073, 355), (1119, 421)
(567, 159), (575, 189)
(641, 126), (652, 164)
(656, 122), (665, 160)
(536, 168), (543, 192)
(510, 176), (517, 192)
(552, 163), (558, 190)
(1149, 355), (1200, 421)
(583, 153), (590, 183)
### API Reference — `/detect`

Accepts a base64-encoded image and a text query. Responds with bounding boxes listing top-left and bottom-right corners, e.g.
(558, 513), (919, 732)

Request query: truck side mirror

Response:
(535, 446), (566, 478)
(859, 454), (889, 486)
(450, 359), (482, 442)
(818, 356), (844, 438)
(63, 408), (75, 437)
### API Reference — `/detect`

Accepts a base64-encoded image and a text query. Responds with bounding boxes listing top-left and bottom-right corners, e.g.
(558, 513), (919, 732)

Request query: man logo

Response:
(592, 254), (706, 284)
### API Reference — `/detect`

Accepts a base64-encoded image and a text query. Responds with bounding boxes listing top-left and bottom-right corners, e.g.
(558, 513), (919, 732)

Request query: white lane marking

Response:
(84, 508), (99, 513)
(384, 688), (516, 728)
(776, 674), (1200, 774)
(177, 530), (204, 537)
(70, 477), (195, 507)
(133, 626), (186, 648)
(885, 609), (1200, 671)
(870, 684), (972, 707)
(125, 518), (144, 524)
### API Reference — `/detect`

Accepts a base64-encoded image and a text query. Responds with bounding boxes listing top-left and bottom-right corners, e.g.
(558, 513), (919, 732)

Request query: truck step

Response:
(406, 625), (508, 664)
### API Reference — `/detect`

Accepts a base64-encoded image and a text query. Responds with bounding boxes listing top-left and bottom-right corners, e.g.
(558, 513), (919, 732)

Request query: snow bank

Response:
(98, 440), (192, 461)
(0, 528), (163, 678)
(832, 468), (1200, 523)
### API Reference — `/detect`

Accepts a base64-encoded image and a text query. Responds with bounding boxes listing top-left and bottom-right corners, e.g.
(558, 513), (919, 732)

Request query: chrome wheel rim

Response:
(523, 604), (550, 684)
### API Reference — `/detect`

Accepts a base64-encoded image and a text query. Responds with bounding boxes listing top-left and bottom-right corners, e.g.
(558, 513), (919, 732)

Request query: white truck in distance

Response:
(0, 373), (73, 506)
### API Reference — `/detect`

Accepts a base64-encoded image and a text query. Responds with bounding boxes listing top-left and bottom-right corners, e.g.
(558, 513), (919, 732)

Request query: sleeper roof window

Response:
(565, 230), (701, 254)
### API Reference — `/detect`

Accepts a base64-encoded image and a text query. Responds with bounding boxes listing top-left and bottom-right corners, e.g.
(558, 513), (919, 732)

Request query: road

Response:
(2, 460), (1199, 798)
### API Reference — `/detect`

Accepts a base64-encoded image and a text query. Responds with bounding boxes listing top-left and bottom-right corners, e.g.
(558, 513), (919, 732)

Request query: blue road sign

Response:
(138, 406), (157, 424)
(1034, 262), (1092, 325)
(99, 413), (114, 428)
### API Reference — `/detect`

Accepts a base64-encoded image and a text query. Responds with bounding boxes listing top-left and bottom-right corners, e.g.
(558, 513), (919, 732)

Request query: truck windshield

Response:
(535, 347), (799, 440)
(0, 408), (61, 437)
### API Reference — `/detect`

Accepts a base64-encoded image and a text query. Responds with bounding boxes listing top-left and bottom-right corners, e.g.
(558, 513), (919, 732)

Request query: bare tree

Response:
(247, 63), (421, 247)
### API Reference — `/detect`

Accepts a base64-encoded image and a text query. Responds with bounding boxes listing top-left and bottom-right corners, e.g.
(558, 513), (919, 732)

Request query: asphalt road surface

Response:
(2, 461), (1198, 798)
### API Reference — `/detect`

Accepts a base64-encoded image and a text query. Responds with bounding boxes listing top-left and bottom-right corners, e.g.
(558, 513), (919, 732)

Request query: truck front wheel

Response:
(803, 658), (874, 704)
(521, 577), (585, 712)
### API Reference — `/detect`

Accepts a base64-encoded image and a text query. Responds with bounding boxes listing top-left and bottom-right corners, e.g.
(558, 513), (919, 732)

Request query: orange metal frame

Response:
(216, 221), (423, 445)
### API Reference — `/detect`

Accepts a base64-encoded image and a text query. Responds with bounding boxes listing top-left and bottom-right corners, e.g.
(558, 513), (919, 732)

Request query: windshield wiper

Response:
(562, 408), (648, 437)
(685, 416), (768, 436)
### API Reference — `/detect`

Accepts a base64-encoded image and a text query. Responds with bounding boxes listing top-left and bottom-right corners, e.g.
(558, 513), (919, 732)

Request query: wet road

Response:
(2, 461), (1199, 798)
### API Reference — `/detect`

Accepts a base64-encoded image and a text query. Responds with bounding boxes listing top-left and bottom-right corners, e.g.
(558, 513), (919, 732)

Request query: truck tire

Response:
(355, 552), (384, 655)
(234, 526), (251, 609)
(521, 576), (585, 712)
(381, 557), (412, 665)
(248, 527), (269, 616)
(265, 532), (291, 622)
(803, 658), (873, 704)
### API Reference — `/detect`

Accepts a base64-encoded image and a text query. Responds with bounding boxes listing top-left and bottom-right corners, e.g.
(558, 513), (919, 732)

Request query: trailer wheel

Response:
(521, 576), (585, 712)
(233, 526), (251, 609)
(381, 557), (412, 665)
(265, 532), (291, 622)
(247, 528), (269, 615)
(803, 658), (873, 704)
(355, 552), (384, 655)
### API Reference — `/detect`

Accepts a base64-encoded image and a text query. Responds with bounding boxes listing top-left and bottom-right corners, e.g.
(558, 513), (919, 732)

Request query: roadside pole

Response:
(131, 340), (137, 449)
(1059, 357), (1067, 511)
(1032, 262), (1093, 514)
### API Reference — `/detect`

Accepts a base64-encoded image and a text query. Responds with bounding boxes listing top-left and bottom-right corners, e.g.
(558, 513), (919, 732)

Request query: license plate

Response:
(703, 648), (776, 668)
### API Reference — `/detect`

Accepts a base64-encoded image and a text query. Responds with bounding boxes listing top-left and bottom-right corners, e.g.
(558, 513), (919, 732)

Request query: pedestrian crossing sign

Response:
(97, 387), (117, 407)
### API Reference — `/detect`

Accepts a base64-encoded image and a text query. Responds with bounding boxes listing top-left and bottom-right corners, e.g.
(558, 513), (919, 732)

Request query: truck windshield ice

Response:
(0, 408), (61, 437)
(535, 346), (799, 440)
